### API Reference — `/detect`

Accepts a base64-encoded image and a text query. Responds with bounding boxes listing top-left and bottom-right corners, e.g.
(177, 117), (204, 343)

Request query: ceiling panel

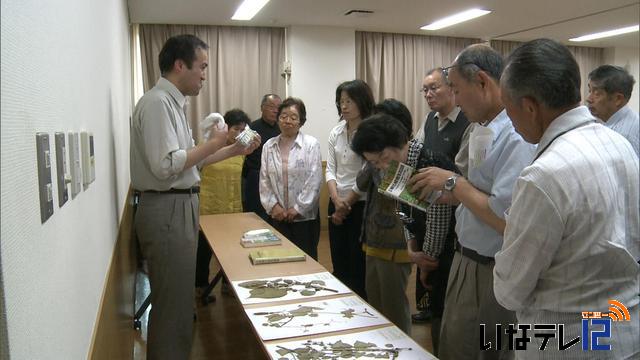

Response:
(127, 0), (640, 48)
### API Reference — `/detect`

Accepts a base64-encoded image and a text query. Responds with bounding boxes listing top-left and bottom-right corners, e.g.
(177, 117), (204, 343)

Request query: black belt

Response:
(455, 241), (494, 265)
(137, 187), (200, 195)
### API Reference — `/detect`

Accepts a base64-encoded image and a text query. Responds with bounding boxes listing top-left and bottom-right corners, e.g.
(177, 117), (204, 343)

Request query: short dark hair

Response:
(589, 65), (636, 101)
(223, 109), (250, 128)
(453, 44), (503, 82)
(351, 113), (410, 157)
(158, 34), (209, 76)
(502, 38), (581, 109)
(337, 80), (375, 120)
(277, 97), (307, 125)
(373, 98), (413, 136)
(261, 93), (281, 107)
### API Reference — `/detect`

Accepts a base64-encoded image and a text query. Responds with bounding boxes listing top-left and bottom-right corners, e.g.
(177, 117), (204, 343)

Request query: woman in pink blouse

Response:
(259, 97), (323, 259)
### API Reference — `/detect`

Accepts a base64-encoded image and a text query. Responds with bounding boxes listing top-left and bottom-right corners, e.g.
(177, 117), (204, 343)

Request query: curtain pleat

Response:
(139, 24), (285, 143)
(491, 40), (604, 103)
(356, 31), (480, 135)
(357, 32), (604, 134)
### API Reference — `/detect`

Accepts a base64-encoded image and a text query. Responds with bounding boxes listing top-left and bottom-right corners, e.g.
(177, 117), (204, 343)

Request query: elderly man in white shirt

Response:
(496, 38), (639, 359)
(587, 64), (639, 157)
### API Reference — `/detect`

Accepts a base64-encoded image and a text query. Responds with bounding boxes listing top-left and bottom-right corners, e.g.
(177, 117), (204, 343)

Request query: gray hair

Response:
(426, 67), (450, 86)
(589, 65), (635, 101)
(502, 38), (581, 109)
(453, 44), (504, 83)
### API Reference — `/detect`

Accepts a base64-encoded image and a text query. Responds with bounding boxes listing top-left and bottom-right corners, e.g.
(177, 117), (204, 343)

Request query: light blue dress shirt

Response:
(455, 110), (536, 257)
(606, 105), (639, 157)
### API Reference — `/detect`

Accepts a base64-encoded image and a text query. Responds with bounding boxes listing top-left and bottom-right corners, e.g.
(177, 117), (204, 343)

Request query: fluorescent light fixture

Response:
(421, 8), (491, 30)
(569, 25), (639, 42)
(231, 0), (270, 21)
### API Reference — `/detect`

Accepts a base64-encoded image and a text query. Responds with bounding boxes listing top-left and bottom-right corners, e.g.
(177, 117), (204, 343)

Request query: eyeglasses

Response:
(441, 62), (483, 79)
(419, 84), (442, 94)
(278, 112), (300, 123)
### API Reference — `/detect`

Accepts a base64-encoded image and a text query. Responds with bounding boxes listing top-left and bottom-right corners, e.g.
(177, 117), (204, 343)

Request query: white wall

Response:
(0, 0), (132, 357)
(288, 26), (356, 160)
(603, 47), (640, 112)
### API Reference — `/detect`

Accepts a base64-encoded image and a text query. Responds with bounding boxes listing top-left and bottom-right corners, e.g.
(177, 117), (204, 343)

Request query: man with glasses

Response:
(410, 68), (470, 355)
(416, 68), (469, 161)
(408, 44), (536, 359)
(412, 67), (469, 306)
(242, 93), (282, 221)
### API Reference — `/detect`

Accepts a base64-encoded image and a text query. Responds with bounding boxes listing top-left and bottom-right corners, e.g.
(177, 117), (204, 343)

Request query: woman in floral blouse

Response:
(259, 97), (323, 259)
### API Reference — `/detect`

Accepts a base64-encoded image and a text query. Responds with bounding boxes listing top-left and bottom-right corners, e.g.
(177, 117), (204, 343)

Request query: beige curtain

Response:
(139, 24), (285, 142)
(491, 40), (604, 102)
(356, 31), (480, 134)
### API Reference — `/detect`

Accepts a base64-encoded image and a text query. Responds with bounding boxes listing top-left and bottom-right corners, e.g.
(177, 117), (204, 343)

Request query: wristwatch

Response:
(444, 174), (459, 192)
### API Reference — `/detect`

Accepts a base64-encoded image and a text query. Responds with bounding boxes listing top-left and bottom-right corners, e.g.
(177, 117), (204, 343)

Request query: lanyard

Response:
(532, 121), (594, 163)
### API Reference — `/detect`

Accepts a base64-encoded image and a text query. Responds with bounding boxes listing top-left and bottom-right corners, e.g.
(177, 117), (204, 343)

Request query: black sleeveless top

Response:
(423, 110), (469, 162)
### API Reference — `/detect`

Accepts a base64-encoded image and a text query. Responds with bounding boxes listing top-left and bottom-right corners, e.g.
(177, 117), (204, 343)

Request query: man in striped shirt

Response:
(587, 64), (639, 157)
(496, 38), (639, 359)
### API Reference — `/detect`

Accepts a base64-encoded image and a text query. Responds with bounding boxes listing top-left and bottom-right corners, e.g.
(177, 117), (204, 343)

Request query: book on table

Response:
(241, 228), (281, 248)
(378, 160), (442, 212)
(248, 248), (306, 265)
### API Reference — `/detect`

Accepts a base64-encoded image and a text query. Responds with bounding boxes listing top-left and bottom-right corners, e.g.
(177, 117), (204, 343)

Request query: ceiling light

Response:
(569, 25), (639, 42)
(231, 0), (270, 21)
(421, 8), (491, 31)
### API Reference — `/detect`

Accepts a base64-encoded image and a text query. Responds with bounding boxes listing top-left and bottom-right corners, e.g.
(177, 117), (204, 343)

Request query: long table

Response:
(200, 212), (437, 359)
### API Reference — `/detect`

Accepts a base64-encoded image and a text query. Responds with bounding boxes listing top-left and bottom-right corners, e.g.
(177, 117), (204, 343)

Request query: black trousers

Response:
(271, 212), (320, 260)
(416, 233), (456, 317)
(415, 235), (428, 310)
(328, 200), (367, 299)
(241, 169), (269, 222)
(195, 230), (212, 288)
(427, 242), (454, 317)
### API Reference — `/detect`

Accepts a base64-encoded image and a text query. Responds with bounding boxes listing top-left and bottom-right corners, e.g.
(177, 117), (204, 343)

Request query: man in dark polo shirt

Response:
(242, 94), (282, 221)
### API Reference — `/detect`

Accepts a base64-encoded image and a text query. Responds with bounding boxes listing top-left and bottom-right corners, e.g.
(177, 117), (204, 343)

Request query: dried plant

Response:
(238, 278), (338, 299)
(274, 339), (412, 359)
(254, 305), (376, 332)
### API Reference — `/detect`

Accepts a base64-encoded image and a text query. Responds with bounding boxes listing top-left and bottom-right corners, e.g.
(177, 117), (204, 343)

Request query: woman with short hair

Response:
(348, 99), (458, 335)
(259, 97), (323, 259)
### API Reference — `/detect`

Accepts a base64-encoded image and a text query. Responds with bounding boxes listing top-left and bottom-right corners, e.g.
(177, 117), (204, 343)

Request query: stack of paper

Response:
(241, 228), (281, 248)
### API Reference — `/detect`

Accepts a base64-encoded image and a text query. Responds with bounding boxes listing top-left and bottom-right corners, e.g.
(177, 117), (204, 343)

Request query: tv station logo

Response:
(479, 300), (631, 352)
(581, 299), (630, 351)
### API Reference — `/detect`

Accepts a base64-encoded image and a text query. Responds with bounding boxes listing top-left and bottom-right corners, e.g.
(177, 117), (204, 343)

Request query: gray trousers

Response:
(439, 252), (516, 360)
(365, 255), (412, 335)
(135, 192), (199, 360)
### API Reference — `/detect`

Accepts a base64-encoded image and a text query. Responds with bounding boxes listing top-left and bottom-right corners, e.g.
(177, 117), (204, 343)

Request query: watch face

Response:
(445, 176), (456, 190)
